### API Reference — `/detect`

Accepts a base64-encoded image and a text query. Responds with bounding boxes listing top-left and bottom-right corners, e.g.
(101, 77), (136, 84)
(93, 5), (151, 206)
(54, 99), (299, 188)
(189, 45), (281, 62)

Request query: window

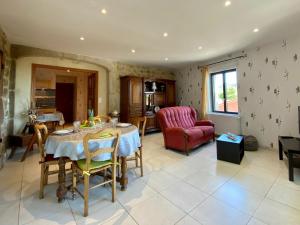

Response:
(210, 69), (238, 114)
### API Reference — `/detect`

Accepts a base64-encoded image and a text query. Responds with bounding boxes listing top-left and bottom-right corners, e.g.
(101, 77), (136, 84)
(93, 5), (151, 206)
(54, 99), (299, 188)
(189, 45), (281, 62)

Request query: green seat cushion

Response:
(76, 159), (112, 171)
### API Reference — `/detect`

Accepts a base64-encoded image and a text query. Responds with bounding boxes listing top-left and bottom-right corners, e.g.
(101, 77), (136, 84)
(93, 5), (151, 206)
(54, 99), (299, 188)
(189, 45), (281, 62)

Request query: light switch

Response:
(98, 97), (102, 104)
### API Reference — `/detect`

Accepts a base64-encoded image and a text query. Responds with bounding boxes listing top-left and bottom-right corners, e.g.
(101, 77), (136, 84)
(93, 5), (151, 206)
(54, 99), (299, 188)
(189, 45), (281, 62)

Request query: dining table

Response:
(44, 123), (141, 202)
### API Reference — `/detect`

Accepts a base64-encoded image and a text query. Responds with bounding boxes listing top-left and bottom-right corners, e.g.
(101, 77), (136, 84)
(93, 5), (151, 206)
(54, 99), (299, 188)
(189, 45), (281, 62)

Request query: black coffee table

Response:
(217, 134), (244, 164)
(278, 136), (300, 181)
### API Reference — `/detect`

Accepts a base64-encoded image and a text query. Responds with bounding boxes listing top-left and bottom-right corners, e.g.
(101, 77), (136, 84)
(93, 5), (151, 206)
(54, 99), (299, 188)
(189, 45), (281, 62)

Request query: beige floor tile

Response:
(184, 170), (229, 194)
(230, 169), (275, 196)
(160, 181), (208, 213)
(267, 182), (300, 210)
(254, 198), (300, 225)
(175, 215), (202, 225)
(190, 197), (251, 225)
(100, 211), (137, 225)
(163, 161), (199, 179)
(116, 179), (157, 210)
(0, 202), (19, 225)
(68, 186), (125, 224)
(213, 182), (265, 215)
(128, 194), (185, 225)
(141, 170), (181, 192)
(247, 218), (268, 225)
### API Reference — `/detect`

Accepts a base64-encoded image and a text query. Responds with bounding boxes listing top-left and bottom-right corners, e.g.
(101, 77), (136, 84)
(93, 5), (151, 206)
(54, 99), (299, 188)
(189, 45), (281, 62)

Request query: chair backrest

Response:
(157, 106), (197, 131)
(82, 129), (120, 171)
(34, 124), (48, 162)
(134, 116), (147, 145)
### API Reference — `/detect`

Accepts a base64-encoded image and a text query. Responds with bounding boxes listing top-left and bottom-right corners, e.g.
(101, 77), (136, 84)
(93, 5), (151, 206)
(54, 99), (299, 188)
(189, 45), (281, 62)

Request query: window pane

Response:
(212, 73), (224, 111)
(225, 71), (238, 113)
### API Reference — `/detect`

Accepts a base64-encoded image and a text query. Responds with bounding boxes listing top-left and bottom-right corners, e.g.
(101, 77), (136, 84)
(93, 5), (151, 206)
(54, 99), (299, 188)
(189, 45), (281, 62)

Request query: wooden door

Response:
(87, 73), (98, 116)
(129, 77), (143, 118)
(56, 83), (74, 123)
(165, 80), (176, 107)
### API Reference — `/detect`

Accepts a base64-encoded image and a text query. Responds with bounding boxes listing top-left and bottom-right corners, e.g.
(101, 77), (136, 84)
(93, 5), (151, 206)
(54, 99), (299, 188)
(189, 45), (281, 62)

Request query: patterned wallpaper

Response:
(175, 64), (203, 115)
(175, 35), (300, 149)
(238, 36), (300, 148)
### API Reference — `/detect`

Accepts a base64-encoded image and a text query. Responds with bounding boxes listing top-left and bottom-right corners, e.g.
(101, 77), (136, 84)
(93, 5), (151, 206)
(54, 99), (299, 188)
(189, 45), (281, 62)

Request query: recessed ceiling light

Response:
(163, 32), (168, 37)
(165, 57), (169, 61)
(131, 49), (136, 53)
(198, 46), (203, 50)
(225, 1), (231, 7)
(80, 36), (85, 41)
(67, 69), (70, 73)
(253, 28), (259, 33)
(101, 8), (107, 14)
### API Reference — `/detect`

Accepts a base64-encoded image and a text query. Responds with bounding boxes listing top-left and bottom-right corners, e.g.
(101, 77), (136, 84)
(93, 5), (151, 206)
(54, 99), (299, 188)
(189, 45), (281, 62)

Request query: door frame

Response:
(31, 64), (99, 116)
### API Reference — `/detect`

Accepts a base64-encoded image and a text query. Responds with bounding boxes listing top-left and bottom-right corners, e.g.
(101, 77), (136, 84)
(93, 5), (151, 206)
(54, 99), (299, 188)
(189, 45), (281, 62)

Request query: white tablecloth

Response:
(45, 126), (141, 161)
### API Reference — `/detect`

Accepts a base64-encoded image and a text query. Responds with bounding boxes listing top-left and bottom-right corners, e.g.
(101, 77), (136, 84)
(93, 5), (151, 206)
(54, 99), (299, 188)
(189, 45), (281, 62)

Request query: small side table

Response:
(217, 134), (244, 164)
(8, 133), (36, 161)
(278, 136), (300, 181)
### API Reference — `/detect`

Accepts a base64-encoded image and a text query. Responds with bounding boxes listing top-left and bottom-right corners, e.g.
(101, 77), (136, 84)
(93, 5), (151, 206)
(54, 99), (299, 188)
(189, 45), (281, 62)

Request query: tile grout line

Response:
(18, 160), (25, 225)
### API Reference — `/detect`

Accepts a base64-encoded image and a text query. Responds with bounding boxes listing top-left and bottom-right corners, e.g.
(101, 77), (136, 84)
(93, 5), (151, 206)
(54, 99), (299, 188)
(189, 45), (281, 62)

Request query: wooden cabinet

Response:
(120, 76), (176, 133)
(166, 80), (176, 107)
(120, 76), (143, 123)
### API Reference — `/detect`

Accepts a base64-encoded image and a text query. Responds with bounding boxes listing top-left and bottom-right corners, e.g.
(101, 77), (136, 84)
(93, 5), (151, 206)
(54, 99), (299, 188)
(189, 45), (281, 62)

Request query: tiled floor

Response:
(1, 132), (300, 225)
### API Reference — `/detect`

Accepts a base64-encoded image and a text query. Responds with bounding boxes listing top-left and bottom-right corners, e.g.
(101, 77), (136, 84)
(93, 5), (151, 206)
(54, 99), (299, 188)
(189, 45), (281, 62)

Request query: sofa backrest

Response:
(157, 106), (197, 130)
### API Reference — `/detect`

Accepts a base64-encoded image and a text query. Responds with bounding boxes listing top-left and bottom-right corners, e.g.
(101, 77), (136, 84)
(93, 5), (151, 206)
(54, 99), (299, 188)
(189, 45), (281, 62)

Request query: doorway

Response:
(56, 83), (74, 123)
(31, 64), (99, 122)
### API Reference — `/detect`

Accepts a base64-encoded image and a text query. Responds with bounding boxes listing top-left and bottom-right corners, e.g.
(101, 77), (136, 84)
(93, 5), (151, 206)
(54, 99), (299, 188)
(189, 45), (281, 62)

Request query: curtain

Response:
(200, 66), (209, 119)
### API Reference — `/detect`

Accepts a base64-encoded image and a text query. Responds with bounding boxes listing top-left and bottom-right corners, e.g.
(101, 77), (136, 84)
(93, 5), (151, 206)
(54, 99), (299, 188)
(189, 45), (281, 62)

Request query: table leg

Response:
(20, 133), (36, 162)
(279, 139), (283, 160)
(56, 157), (67, 202)
(288, 152), (294, 181)
(120, 156), (128, 191)
(8, 146), (16, 159)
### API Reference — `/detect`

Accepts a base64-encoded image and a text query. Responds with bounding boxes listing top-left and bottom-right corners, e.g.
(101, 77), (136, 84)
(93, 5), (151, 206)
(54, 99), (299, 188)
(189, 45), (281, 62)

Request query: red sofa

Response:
(157, 106), (215, 155)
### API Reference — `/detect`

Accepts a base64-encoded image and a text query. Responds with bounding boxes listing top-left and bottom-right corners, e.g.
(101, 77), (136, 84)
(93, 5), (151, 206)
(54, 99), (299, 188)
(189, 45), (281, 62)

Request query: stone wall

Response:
(0, 27), (14, 167)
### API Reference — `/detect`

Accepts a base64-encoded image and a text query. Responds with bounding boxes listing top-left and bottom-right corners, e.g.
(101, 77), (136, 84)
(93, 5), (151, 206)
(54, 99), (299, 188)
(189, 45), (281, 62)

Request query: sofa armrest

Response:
(164, 127), (188, 147)
(195, 120), (215, 127)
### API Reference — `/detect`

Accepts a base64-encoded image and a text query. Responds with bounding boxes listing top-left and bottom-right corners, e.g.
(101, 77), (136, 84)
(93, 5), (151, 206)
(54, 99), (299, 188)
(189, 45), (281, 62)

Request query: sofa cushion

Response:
(185, 127), (204, 143)
(197, 126), (214, 137)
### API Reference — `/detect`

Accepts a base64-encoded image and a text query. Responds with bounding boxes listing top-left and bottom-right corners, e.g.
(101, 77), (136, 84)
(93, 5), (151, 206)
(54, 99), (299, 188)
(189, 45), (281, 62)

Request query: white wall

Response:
(14, 56), (108, 133)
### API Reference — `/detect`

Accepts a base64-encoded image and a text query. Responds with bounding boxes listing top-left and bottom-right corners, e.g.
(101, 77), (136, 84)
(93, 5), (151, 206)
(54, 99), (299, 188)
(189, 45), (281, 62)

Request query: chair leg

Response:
(83, 174), (89, 217)
(44, 165), (49, 185)
(139, 148), (143, 177)
(112, 164), (116, 202)
(135, 152), (139, 167)
(39, 164), (45, 199)
(72, 165), (77, 200)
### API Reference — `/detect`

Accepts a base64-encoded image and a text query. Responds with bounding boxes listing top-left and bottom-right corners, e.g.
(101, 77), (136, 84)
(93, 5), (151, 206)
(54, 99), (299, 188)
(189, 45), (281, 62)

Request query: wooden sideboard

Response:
(120, 76), (176, 133)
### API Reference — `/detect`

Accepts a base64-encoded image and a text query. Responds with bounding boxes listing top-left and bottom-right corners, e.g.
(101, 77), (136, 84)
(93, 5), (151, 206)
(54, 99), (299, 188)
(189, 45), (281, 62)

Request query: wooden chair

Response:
(126, 116), (147, 176)
(34, 124), (55, 198)
(71, 129), (120, 217)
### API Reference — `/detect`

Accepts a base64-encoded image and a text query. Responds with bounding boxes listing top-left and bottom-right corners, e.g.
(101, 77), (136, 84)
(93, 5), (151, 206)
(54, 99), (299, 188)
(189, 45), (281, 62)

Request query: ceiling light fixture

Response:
(165, 57), (169, 61)
(225, 1), (231, 7)
(101, 8), (107, 14)
(163, 32), (168, 37)
(80, 36), (85, 41)
(67, 69), (70, 73)
(131, 49), (136, 53)
(253, 28), (259, 33)
(198, 46), (203, 50)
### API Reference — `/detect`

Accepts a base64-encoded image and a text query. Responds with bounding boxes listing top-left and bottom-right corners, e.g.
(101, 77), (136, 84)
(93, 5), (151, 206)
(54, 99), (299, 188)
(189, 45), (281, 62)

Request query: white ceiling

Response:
(1, 0), (300, 68)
